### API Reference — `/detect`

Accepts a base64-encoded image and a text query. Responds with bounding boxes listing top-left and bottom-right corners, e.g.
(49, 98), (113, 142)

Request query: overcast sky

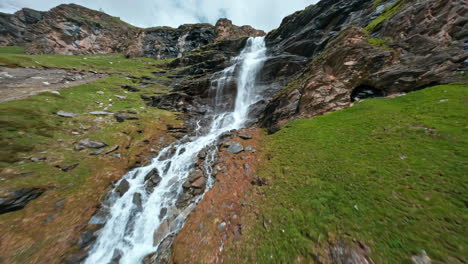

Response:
(0, 0), (317, 31)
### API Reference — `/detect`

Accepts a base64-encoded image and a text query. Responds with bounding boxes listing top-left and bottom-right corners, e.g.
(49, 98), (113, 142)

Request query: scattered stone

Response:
(111, 153), (122, 159)
(411, 250), (431, 264)
(61, 164), (79, 172)
(30, 156), (46, 162)
(90, 148), (105, 155)
(114, 113), (139, 122)
(75, 139), (107, 151)
(43, 215), (56, 224)
(50, 91), (61, 95)
(115, 95), (127, 99)
(245, 146), (256, 153)
(105, 145), (120, 154)
(42, 81), (50, 86)
(71, 131), (80, 135)
(89, 111), (113, 115)
(96, 91), (104, 95)
(239, 134), (253, 140)
(251, 176), (268, 186)
(116, 179), (130, 196)
(57, 111), (78, 118)
(0, 188), (45, 214)
(439, 99), (448, 103)
(55, 199), (65, 207)
(218, 222), (226, 232)
(226, 141), (244, 154)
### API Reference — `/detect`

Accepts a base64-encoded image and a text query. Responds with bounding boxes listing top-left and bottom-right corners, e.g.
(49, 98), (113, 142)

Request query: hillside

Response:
(0, 0), (466, 263)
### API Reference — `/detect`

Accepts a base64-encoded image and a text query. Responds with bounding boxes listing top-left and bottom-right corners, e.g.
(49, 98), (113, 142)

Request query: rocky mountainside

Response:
(0, 4), (265, 59)
(0, 8), (45, 46)
(0, 0), (466, 263)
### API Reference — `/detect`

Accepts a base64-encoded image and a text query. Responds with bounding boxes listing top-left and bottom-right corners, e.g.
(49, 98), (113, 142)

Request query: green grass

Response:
(232, 84), (468, 263)
(364, 0), (407, 33)
(0, 46), (25, 54)
(0, 46), (174, 76)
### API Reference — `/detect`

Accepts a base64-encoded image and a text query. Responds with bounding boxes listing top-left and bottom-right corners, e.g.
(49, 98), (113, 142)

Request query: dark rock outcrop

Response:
(259, 0), (468, 132)
(125, 24), (215, 60)
(215, 18), (265, 41)
(0, 188), (45, 214)
(0, 8), (45, 46)
(25, 4), (137, 55)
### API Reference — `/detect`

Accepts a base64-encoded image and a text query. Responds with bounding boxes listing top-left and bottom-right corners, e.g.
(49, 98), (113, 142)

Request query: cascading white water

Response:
(85, 37), (267, 264)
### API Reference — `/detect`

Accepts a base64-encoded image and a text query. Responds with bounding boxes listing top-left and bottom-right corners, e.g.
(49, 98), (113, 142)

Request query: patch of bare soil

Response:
(0, 66), (105, 103)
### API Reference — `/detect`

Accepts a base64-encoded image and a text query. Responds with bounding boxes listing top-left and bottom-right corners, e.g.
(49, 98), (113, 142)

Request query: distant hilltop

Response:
(0, 4), (265, 59)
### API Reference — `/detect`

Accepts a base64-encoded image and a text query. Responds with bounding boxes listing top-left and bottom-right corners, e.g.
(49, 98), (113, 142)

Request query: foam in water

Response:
(85, 37), (267, 264)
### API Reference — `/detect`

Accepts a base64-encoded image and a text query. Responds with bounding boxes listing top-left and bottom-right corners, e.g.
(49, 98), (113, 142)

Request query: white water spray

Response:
(85, 37), (267, 264)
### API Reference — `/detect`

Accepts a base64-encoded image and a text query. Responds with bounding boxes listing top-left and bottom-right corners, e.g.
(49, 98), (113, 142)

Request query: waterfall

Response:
(84, 37), (267, 264)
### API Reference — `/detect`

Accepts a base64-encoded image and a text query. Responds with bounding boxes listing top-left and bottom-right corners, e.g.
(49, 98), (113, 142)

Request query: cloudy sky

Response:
(0, 0), (317, 31)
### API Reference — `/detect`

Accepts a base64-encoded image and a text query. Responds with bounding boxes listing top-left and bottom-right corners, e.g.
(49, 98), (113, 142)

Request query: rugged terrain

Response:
(0, 0), (467, 263)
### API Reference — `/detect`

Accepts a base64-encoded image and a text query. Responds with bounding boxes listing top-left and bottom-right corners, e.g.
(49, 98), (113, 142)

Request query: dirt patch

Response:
(0, 66), (105, 103)
(171, 128), (265, 264)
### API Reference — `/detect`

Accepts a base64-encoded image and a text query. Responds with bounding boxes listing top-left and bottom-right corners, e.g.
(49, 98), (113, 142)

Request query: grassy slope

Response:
(229, 84), (467, 263)
(0, 46), (173, 76)
(0, 47), (180, 262)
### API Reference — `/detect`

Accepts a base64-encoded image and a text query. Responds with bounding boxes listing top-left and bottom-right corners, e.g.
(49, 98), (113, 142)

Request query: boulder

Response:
(116, 179), (130, 196)
(75, 139), (107, 151)
(145, 168), (162, 193)
(0, 188), (45, 214)
(226, 141), (244, 154)
(56, 111), (78, 118)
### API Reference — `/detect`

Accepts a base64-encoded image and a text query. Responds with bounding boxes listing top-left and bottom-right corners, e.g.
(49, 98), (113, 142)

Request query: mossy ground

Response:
(226, 84), (468, 263)
(0, 47), (181, 263)
(364, 0), (407, 33)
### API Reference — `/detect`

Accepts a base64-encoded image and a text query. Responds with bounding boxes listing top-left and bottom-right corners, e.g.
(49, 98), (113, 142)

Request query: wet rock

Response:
(153, 220), (170, 245)
(411, 250), (431, 264)
(64, 250), (88, 264)
(191, 177), (206, 189)
(78, 228), (99, 249)
(159, 207), (168, 220)
(110, 249), (123, 264)
(114, 113), (139, 123)
(116, 179), (130, 196)
(188, 169), (204, 183)
(75, 139), (107, 151)
(0, 187), (45, 214)
(145, 168), (162, 193)
(132, 192), (143, 211)
(57, 111), (78, 118)
(226, 141), (244, 154)
(176, 192), (192, 208)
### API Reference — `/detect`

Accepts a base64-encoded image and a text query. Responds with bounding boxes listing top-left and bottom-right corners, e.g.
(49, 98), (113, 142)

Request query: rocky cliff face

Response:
(0, 8), (45, 46)
(125, 24), (216, 60)
(258, 0), (468, 132)
(0, 4), (265, 59)
(215, 18), (266, 41)
(24, 4), (137, 55)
